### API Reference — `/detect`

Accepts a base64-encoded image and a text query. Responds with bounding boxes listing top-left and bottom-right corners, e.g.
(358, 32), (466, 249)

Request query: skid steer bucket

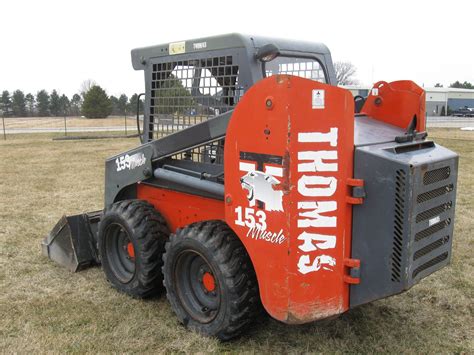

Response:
(42, 211), (101, 272)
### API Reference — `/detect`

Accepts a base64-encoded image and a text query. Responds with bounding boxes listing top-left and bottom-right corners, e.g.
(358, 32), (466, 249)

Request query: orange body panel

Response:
(361, 80), (426, 132)
(224, 75), (355, 323)
(137, 184), (224, 231)
(135, 77), (425, 324)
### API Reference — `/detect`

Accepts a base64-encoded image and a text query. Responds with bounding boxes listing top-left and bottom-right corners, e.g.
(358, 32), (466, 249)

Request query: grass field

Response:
(1, 129), (473, 352)
(3, 116), (137, 130)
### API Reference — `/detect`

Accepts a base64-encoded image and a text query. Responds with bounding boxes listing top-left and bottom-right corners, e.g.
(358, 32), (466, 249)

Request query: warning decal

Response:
(169, 41), (186, 55)
(312, 89), (325, 109)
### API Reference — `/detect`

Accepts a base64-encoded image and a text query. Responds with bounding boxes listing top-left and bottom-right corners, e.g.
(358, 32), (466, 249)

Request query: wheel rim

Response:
(104, 223), (136, 283)
(174, 250), (220, 323)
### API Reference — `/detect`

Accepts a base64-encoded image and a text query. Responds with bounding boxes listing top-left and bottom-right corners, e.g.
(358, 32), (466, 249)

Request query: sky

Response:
(1, 0), (473, 98)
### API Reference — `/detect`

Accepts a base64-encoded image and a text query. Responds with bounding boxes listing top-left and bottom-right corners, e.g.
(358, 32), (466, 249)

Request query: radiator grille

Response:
(413, 236), (450, 260)
(417, 184), (454, 203)
(391, 169), (406, 282)
(410, 162), (455, 282)
(412, 252), (449, 279)
(416, 202), (452, 223)
(415, 218), (451, 242)
(150, 56), (241, 138)
(423, 166), (450, 185)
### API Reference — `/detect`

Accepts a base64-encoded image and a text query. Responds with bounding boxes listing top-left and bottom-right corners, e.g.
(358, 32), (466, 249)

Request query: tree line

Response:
(434, 81), (474, 89)
(2, 77), (472, 118)
(0, 85), (143, 118)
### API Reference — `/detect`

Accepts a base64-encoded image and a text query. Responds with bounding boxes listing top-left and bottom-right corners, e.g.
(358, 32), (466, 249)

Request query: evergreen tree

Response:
(109, 95), (119, 115)
(36, 90), (50, 116)
(154, 75), (193, 114)
(80, 79), (97, 98)
(49, 90), (61, 116)
(1, 90), (12, 115)
(128, 93), (144, 115)
(118, 94), (128, 115)
(59, 94), (70, 116)
(25, 93), (35, 116)
(449, 81), (474, 89)
(81, 85), (112, 118)
(11, 90), (27, 117)
(71, 94), (82, 116)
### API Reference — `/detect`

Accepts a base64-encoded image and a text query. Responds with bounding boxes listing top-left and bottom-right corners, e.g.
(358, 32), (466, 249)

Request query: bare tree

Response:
(79, 79), (97, 97)
(334, 61), (358, 85)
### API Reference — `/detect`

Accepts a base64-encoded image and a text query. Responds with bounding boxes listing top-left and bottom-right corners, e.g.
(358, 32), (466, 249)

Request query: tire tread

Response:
(99, 199), (169, 298)
(163, 220), (261, 340)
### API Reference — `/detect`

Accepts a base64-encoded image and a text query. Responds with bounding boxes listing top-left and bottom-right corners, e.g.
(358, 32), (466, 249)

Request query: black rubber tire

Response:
(98, 199), (169, 298)
(163, 221), (261, 340)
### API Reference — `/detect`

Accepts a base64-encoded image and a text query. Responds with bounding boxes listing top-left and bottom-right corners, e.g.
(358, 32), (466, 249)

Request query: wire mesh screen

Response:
(150, 56), (241, 137)
(265, 57), (326, 82)
(171, 138), (225, 165)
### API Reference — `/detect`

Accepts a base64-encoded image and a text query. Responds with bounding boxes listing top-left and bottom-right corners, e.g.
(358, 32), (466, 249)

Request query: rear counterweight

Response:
(350, 140), (458, 308)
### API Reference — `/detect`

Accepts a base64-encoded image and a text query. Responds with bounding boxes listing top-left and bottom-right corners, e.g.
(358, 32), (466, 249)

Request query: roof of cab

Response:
(131, 33), (331, 70)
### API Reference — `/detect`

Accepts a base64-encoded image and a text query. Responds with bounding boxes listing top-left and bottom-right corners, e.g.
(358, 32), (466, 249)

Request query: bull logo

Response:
(240, 171), (283, 212)
(239, 151), (284, 212)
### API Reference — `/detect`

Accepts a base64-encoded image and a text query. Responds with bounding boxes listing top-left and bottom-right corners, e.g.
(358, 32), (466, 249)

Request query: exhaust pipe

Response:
(42, 211), (102, 272)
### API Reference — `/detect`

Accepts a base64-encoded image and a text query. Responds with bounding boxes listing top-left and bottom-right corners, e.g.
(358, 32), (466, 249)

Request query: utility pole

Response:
(445, 90), (449, 118)
(124, 109), (128, 136)
(2, 113), (6, 140)
(64, 115), (67, 136)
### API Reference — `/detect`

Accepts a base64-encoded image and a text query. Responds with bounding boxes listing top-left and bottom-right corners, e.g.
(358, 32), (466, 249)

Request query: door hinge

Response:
(346, 178), (365, 205)
(343, 258), (361, 284)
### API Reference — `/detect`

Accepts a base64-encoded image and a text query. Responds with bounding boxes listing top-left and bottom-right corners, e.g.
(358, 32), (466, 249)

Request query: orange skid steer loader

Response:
(42, 34), (458, 340)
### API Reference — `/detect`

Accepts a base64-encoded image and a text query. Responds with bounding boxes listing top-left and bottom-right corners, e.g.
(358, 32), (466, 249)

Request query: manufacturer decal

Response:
(115, 153), (146, 172)
(234, 206), (286, 245)
(297, 254), (336, 273)
(429, 215), (441, 226)
(247, 225), (286, 245)
(296, 127), (339, 274)
(169, 41), (185, 55)
(241, 171), (283, 211)
(234, 151), (287, 245)
(238, 151), (284, 212)
(193, 41), (207, 50)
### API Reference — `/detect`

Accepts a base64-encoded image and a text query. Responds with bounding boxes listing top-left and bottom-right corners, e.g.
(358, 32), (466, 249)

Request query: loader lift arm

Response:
(43, 110), (233, 272)
(104, 109), (233, 206)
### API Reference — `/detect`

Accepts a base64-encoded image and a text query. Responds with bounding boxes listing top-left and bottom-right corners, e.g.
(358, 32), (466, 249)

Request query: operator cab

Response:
(129, 34), (403, 201)
(131, 33), (337, 143)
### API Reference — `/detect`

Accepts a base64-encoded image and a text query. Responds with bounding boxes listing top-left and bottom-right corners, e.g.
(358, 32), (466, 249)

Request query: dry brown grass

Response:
(1, 128), (473, 352)
(4, 116), (137, 130)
